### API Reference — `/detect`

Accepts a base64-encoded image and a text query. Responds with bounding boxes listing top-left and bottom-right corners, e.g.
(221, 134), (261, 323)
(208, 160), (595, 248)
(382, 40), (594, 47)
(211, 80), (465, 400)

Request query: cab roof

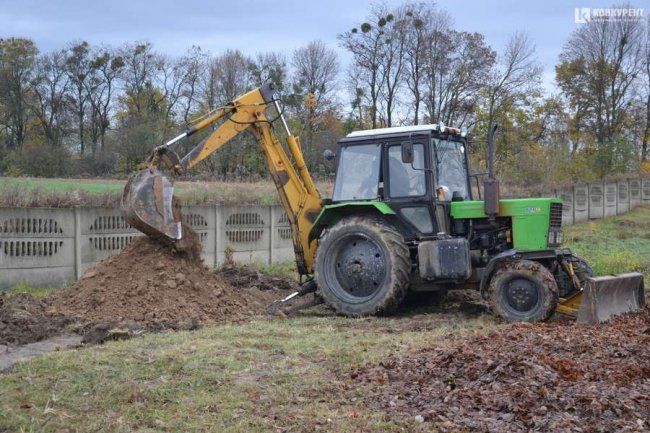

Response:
(346, 124), (444, 138)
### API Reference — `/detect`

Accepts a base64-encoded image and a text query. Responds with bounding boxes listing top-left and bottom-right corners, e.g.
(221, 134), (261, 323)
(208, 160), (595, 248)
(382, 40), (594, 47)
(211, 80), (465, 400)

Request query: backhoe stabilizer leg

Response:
(265, 279), (320, 315)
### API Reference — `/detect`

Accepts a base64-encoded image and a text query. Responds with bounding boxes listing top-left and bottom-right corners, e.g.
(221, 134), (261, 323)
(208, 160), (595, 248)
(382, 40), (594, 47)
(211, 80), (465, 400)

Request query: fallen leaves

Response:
(351, 306), (650, 432)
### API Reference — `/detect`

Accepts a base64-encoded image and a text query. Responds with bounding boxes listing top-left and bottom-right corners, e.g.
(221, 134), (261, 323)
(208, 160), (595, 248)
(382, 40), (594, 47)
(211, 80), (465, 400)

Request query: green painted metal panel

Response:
(451, 198), (562, 251)
(309, 201), (396, 242)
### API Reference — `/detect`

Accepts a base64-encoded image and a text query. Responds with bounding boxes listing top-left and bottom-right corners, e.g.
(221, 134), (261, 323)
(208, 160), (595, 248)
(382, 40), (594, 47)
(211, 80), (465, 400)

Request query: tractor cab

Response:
(331, 124), (470, 240)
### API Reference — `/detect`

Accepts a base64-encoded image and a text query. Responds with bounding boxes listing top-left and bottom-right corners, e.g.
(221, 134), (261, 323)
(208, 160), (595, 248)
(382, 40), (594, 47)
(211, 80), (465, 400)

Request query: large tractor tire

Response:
(314, 216), (411, 316)
(488, 260), (558, 322)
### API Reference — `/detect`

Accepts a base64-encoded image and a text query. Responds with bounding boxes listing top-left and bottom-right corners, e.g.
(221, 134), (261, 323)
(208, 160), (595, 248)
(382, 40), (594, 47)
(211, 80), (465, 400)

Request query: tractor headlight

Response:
(548, 230), (563, 247)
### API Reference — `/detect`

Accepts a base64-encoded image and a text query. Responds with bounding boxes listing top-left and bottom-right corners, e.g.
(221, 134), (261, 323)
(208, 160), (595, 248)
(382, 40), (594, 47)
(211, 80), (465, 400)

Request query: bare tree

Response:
(436, 31), (495, 127)
(339, 8), (389, 128)
(641, 17), (650, 162)
(249, 52), (287, 91)
(292, 41), (339, 109)
(486, 32), (542, 131)
(378, 11), (409, 127)
(31, 50), (71, 146)
(402, 2), (434, 125)
(64, 41), (92, 154)
(421, 9), (452, 124)
(557, 14), (645, 144)
(291, 40), (339, 155)
(119, 42), (164, 114)
(157, 54), (191, 134)
(197, 49), (253, 177)
(178, 46), (205, 124)
(85, 47), (124, 152)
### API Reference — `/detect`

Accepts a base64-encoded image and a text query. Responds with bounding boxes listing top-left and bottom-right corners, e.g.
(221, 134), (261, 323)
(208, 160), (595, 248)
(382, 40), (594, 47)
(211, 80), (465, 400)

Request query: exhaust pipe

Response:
(484, 124), (500, 220)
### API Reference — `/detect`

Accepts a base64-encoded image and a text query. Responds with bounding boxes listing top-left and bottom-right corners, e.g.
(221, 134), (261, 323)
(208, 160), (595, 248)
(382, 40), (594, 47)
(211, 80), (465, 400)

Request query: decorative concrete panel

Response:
(604, 183), (617, 217)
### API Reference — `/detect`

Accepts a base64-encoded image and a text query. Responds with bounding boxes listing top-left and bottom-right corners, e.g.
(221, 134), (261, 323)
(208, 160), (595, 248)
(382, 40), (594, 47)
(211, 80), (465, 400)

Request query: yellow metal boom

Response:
(146, 83), (322, 275)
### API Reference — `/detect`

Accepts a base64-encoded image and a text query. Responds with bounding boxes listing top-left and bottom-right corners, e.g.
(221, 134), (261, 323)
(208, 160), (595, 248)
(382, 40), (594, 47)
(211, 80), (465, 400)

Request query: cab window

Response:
(433, 139), (469, 200)
(388, 144), (425, 198)
(333, 144), (381, 201)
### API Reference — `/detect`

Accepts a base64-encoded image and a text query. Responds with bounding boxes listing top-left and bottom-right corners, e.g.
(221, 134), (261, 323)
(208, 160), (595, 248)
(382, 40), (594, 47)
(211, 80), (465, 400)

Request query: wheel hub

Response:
(505, 278), (539, 312)
(333, 235), (387, 299)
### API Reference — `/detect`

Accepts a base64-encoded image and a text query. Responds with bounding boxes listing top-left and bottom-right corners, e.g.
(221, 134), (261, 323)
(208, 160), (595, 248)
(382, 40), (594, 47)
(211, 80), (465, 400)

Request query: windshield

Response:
(333, 144), (381, 201)
(433, 138), (469, 200)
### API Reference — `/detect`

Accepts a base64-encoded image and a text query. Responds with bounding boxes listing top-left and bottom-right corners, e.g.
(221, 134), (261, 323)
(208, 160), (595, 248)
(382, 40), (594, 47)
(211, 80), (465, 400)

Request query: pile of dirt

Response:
(352, 307), (650, 432)
(46, 226), (282, 328)
(0, 294), (69, 346)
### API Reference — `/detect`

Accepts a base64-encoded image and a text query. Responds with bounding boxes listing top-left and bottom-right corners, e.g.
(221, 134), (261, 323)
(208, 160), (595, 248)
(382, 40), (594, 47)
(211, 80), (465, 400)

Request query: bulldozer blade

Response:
(576, 273), (645, 324)
(121, 168), (182, 240)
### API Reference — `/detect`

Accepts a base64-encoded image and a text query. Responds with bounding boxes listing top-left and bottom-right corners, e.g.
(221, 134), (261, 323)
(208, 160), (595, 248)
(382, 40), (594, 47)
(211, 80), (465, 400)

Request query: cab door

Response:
(383, 134), (438, 239)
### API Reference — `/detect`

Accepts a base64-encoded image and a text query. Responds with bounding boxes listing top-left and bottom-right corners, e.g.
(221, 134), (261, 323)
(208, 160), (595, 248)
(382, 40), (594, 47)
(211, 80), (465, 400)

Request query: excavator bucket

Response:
(576, 273), (645, 324)
(121, 168), (182, 240)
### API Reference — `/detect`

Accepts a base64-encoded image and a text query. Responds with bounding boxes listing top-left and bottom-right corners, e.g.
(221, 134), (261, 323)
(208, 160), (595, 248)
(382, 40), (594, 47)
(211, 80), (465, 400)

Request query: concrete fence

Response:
(555, 178), (649, 226)
(0, 205), (295, 289)
(1, 178), (649, 289)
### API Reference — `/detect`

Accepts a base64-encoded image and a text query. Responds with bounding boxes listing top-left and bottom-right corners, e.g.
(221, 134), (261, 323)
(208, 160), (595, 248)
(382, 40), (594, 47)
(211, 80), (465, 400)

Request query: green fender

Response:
(308, 201), (395, 243)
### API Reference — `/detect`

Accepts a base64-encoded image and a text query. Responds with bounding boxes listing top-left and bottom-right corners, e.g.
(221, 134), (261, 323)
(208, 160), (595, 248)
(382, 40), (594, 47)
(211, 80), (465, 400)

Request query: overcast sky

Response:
(0, 0), (645, 95)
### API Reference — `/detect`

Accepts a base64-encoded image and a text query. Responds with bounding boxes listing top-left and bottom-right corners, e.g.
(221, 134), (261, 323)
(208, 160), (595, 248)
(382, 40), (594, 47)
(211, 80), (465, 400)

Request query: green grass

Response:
(6, 283), (60, 298)
(1, 177), (124, 194)
(254, 261), (299, 279)
(0, 314), (499, 432)
(0, 177), (333, 207)
(563, 204), (650, 279)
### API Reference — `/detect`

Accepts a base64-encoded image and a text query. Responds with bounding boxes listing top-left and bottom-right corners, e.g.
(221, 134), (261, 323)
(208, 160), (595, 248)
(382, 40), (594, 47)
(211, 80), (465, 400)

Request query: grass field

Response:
(0, 177), (334, 207)
(563, 204), (650, 280)
(0, 313), (498, 432)
(1, 204), (649, 432)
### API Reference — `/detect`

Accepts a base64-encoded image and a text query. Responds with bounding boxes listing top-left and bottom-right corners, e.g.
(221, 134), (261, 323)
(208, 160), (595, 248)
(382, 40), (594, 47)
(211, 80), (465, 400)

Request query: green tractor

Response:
(308, 123), (639, 322)
(123, 83), (642, 323)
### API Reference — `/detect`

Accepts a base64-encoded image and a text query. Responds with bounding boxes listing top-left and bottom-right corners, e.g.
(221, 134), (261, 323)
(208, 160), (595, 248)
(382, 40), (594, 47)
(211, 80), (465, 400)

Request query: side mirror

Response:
(401, 140), (413, 164)
(323, 149), (336, 161)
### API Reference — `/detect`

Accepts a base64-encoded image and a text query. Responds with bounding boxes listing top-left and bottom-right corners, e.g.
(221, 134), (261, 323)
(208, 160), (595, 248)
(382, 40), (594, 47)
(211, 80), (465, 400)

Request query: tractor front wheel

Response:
(488, 260), (558, 322)
(315, 216), (410, 316)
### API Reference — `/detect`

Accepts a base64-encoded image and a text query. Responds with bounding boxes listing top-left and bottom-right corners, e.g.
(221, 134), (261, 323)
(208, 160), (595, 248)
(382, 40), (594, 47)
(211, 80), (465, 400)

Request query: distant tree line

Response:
(0, 2), (648, 187)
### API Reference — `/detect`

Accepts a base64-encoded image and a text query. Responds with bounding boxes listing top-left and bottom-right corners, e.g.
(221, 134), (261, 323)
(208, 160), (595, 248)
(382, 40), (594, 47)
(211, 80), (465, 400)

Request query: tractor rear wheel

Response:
(315, 216), (410, 316)
(488, 260), (558, 322)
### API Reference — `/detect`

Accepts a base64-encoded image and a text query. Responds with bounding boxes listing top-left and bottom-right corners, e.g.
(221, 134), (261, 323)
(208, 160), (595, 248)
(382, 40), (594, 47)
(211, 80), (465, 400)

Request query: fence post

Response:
(214, 204), (220, 268)
(269, 206), (275, 265)
(74, 207), (82, 279)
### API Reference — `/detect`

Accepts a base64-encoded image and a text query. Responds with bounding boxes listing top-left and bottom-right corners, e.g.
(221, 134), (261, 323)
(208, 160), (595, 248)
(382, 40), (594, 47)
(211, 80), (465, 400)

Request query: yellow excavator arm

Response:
(122, 83), (322, 275)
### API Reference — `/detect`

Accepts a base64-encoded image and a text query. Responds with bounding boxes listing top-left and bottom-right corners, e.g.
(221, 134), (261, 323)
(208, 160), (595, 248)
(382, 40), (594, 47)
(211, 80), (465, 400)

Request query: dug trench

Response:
(0, 224), (296, 363)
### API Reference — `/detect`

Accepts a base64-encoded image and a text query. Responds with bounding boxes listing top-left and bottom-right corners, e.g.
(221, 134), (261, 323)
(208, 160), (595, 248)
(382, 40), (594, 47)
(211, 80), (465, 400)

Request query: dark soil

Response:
(1, 225), (295, 348)
(46, 228), (282, 327)
(0, 294), (69, 345)
(218, 263), (298, 292)
(351, 306), (650, 433)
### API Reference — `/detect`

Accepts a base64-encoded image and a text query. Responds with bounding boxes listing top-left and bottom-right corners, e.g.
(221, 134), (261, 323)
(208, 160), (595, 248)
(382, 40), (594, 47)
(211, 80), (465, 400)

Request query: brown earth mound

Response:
(46, 227), (282, 327)
(0, 294), (69, 345)
(352, 307), (650, 433)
